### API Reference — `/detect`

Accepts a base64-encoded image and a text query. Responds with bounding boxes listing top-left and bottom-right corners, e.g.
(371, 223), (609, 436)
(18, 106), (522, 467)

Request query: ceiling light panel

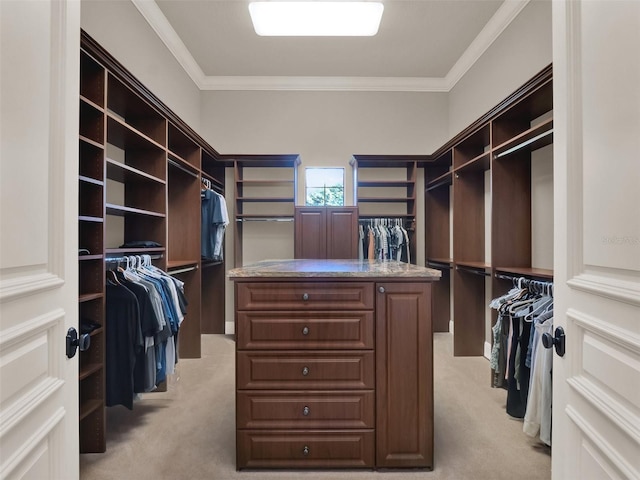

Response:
(248, 2), (384, 37)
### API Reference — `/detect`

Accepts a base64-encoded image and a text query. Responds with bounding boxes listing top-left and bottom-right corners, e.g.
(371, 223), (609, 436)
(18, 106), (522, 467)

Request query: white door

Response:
(0, 1), (80, 479)
(552, 1), (640, 479)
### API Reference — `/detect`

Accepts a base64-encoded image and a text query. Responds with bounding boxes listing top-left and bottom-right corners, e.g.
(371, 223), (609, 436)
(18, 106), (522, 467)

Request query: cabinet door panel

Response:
(326, 207), (358, 259)
(295, 207), (326, 259)
(376, 282), (433, 468)
(237, 311), (374, 349)
(237, 430), (375, 469)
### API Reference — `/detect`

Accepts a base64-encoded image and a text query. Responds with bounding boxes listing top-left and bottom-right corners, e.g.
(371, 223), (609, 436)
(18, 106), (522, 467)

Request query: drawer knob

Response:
(378, 286), (385, 293)
(302, 293), (309, 301)
(302, 406), (310, 416)
(302, 366), (310, 376)
(302, 326), (310, 335)
(302, 445), (310, 456)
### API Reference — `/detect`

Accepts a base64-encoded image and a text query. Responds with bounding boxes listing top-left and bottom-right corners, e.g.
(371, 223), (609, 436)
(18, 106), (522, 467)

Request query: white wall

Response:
(448, 0), (552, 137)
(81, 0), (202, 131)
(201, 90), (448, 332)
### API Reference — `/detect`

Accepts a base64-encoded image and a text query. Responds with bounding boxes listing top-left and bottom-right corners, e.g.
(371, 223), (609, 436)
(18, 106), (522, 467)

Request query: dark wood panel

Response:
(237, 311), (374, 350)
(326, 207), (358, 259)
(491, 151), (532, 269)
(432, 268), (451, 333)
(376, 282), (433, 468)
(236, 282), (374, 311)
(201, 264), (225, 334)
(237, 351), (374, 390)
(425, 183), (450, 261)
(172, 268), (201, 359)
(453, 169), (485, 263)
(237, 390), (374, 429)
(237, 430), (375, 469)
(452, 269), (485, 356)
(294, 207), (326, 259)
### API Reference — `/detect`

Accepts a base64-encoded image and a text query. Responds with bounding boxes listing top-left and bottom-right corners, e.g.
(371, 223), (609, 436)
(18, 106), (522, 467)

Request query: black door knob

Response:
(66, 327), (90, 358)
(542, 326), (565, 357)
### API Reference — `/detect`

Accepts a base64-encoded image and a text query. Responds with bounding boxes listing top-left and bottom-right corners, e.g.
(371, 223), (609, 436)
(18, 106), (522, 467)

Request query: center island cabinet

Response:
(227, 259), (441, 470)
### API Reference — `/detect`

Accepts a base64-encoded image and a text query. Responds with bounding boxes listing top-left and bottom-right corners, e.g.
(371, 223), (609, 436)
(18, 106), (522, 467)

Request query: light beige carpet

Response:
(80, 333), (551, 480)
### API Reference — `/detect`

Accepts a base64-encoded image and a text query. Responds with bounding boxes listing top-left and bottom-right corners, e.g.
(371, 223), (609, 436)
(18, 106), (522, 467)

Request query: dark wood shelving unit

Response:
(229, 154), (301, 267)
(351, 155), (427, 264)
(79, 30), (228, 454)
(425, 64), (554, 356)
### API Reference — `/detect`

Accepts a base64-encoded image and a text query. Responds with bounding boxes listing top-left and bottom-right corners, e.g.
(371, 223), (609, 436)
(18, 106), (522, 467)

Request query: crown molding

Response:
(131, 0), (206, 85)
(199, 75), (449, 92)
(134, 0), (530, 93)
(444, 0), (531, 91)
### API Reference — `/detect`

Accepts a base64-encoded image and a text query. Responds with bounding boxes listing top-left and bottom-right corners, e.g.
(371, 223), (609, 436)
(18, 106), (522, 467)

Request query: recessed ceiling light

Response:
(248, 2), (384, 37)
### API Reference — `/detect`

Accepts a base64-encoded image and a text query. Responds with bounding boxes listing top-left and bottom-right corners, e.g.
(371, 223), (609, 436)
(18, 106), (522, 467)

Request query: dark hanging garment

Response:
(506, 315), (532, 418)
(105, 283), (142, 409)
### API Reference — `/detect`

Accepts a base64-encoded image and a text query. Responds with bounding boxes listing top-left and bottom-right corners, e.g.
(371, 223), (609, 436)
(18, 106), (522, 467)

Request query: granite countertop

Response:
(227, 259), (442, 280)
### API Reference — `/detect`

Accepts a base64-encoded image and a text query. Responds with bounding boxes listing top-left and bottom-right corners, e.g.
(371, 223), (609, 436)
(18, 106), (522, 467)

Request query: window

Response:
(305, 168), (344, 206)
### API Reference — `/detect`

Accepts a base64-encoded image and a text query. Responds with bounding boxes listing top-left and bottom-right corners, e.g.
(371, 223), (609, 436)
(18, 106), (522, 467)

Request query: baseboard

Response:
(484, 341), (491, 360)
(225, 321), (235, 336)
(449, 320), (454, 333)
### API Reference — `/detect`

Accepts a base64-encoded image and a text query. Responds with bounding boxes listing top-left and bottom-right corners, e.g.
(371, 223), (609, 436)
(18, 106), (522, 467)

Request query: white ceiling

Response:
(133, 0), (530, 91)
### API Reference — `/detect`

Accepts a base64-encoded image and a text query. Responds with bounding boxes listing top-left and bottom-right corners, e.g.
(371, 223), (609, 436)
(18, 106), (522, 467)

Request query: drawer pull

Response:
(378, 286), (385, 293)
(302, 326), (310, 335)
(302, 445), (310, 456)
(302, 293), (309, 301)
(302, 366), (310, 376)
(302, 406), (310, 416)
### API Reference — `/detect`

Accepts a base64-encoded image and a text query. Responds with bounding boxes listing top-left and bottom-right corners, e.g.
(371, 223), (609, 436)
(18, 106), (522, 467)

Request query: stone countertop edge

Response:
(227, 259), (442, 280)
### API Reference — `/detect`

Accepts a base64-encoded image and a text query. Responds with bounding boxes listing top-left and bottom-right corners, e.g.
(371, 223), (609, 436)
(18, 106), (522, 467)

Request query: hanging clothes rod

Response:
(105, 254), (163, 263)
(167, 265), (198, 276)
(235, 217), (294, 222)
(168, 158), (198, 178)
(456, 265), (490, 276)
(427, 261), (453, 270)
(493, 129), (553, 159)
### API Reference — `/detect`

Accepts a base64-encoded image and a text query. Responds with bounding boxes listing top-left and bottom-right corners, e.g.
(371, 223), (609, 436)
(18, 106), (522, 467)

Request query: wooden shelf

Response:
(236, 180), (294, 187)
(427, 257), (453, 265)
(79, 135), (104, 150)
(236, 213), (294, 219)
(357, 197), (415, 203)
(236, 197), (295, 203)
(80, 95), (105, 113)
(105, 203), (165, 218)
(107, 114), (166, 152)
(79, 363), (102, 381)
(105, 247), (165, 254)
(167, 259), (199, 270)
(79, 293), (103, 303)
(79, 175), (104, 187)
(358, 180), (413, 187)
(454, 152), (491, 173)
(79, 254), (103, 261)
(106, 158), (165, 185)
(493, 119), (553, 158)
(79, 399), (103, 421)
(494, 267), (553, 279)
(426, 172), (452, 191)
(456, 261), (491, 270)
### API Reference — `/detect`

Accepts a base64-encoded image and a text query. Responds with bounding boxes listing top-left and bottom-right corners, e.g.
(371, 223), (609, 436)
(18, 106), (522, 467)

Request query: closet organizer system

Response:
(350, 155), (427, 265)
(424, 64), (554, 352)
(78, 31), (282, 453)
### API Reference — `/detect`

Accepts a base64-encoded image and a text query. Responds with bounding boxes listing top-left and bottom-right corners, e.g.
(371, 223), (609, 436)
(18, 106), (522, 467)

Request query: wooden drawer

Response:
(236, 311), (374, 350)
(237, 351), (374, 390)
(236, 282), (374, 311)
(237, 390), (375, 429)
(237, 430), (375, 469)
